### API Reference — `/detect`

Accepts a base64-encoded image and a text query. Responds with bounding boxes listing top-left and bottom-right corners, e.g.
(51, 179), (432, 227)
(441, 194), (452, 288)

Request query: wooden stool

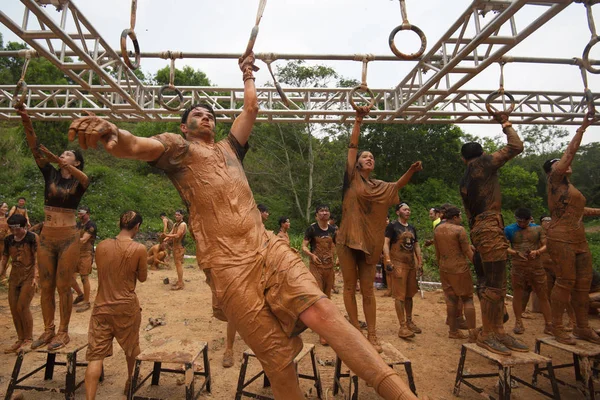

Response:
(332, 341), (417, 399)
(533, 336), (600, 399)
(235, 343), (322, 400)
(128, 338), (211, 400)
(4, 333), (95, 400)
(453, 342), (560, 399)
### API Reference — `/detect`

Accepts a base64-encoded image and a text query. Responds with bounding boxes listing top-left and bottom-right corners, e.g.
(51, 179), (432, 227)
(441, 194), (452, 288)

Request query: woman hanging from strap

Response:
(336, 105), (422, 352)
(15, 106), (90, 351)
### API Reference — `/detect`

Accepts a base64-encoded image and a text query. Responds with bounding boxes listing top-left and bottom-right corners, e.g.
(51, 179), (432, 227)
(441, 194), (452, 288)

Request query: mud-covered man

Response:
(68, 52), (416, 400)
(433, 206), (476, 340)
(71, 205), (96, 313)
(164, 210), (187, 290)
(505, 208), (552, 336)
(383, 203), (423, 339)
(459, 113), (527, 356)
(84, 211), (147, 399)
(302, 204), (337, 345)
(147, 241), (168, 270)
(0, 214), (39, 353)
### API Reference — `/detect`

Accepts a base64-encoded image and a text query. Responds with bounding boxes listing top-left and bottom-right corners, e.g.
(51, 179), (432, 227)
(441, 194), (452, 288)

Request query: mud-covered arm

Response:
(584, 207), (600, 216)
(166, 222), (186, 240)
(490, 118), (524, 168)
(414, 242), (423, 268)
(395, 161), (423, 191)
(0, 254), (8, 278)
(347, 106), (371, 173)
(8, 207), (16, 218)
(137, 246), (148, 283)
(458, 229), (474, 264)
(550, 118), (592, 176)
(61, 162), (90, 189)
(383, 237), (392, 266)
(230, 53), (259, 147)
(15, 107), (48, 168)
(32, 234), (39, 288)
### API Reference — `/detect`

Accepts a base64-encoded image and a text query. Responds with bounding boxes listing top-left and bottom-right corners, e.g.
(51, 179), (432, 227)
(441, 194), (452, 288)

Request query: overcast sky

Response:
(1, 0), (598, 142)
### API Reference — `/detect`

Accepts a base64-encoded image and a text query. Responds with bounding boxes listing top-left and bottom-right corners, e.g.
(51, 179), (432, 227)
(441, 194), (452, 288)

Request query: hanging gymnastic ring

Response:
(485, 90), (515, 116)
(388, 23), (427, 60)
(11, 80), (28, 108)
(120, 29), (141, 70)
(582, 36), (600, 74)
(158, 85), (184, 112)
(349, 85), (376, 111)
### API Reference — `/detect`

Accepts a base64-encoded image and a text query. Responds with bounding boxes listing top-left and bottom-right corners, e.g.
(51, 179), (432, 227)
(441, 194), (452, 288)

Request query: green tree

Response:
(154, 65), (211, 86)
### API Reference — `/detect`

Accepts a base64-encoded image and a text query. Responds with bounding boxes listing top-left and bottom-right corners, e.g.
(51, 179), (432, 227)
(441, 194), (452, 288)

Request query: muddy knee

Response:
(481, 287), (504, 304)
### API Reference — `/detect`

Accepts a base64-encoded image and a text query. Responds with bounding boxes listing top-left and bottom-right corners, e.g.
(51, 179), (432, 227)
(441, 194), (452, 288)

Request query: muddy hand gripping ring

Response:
(388, 0), (427, 60)
(11, 80), (28, 109)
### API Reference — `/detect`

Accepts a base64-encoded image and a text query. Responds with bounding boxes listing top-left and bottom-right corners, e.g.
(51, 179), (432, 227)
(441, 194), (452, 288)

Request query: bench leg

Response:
(45, 352), (56, 380)
(453, 345), (467, 396)
(498, 365), (511, 400)
(65, 351), (76, 400)
(151, 361), (162, 385)
(532, 340), (542, 386)
(263, 372), (271, 388)
(185, 362), (194, 400)
(203, 344), (211, 393)
(309, 347), (323, 399)
(4, 351), (24, 400)
(235, 353), (250, 400)
(351, 375), (359, 400)
(128, 359), (142, 400)
(332, 356), (342, 396)
(404, 362), (417, 396)
(546, 361), (561, 400)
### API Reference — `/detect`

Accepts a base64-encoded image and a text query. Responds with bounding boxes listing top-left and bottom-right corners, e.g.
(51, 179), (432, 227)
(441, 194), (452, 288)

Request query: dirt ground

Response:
(0, 259), (595, 399)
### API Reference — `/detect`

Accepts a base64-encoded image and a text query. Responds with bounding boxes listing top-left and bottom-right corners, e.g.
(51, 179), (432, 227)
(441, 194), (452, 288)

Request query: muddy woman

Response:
(336, 105), (422, 352)
(16, 106), (89, 350)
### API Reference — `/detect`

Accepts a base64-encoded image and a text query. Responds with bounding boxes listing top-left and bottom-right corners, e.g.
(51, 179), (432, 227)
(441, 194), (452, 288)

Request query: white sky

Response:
(1, 0), (599, 143)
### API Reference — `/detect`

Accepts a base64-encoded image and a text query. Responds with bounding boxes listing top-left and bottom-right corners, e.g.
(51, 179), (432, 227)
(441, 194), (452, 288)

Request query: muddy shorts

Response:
(440, 271), (474, 297)
(204, 234), (326, 376)
(86, 307), (142, 361)
(173, 245), (185, 264)
(77, 251), (93, 276)
(511, 262), (548, 292)
(470, 213), (509, 263)
(391, 266), (418, 300)
(309, 265), (335, 298)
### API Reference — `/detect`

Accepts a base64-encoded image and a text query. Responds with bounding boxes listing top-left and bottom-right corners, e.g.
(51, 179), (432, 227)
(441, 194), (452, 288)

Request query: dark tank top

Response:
(41, 164), (87, 210)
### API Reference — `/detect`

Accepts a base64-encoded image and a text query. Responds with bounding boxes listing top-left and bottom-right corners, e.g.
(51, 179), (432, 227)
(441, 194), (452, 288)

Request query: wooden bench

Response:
(4, 333), (96, 400)
(235, 342), (322, 400)
(128, 338), (211, 400)
(332, 341), (417, 400)
(453, 342), (560, 399)
(534, 336), (600, 399)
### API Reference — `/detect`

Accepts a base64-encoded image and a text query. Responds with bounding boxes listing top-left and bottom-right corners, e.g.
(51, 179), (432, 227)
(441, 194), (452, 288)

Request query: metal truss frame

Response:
(0, 0), (597, 125)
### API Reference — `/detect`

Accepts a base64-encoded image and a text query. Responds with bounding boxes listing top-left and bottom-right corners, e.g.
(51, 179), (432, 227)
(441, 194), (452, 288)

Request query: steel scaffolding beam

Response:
(0, 0), (596, 125)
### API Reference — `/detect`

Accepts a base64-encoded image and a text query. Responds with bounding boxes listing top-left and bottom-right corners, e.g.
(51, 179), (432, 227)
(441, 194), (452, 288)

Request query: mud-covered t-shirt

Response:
(40, 164), (87, 210)
(78, 219), (97, 253)
(546, 171), (587, 244)
(93, 238), (146, 315)
(3, 231), (37, 285)
(504, 223), (544, 264)
(12, 206), (27, 217)
(337, 166), (399, 265)
(149, 133), (263, 270)
(433, 222), (472, 274)
(305, 223), (336, 268)
(385, 221), (418, 269)
(460, 127), (523, 228)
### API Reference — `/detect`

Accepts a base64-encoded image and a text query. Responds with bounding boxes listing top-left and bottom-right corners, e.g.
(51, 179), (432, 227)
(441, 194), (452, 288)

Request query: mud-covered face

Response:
(9, 224), (26, 237)
(428, 209), (439, 221)
(175, 212), (183, 222)
(17, 199), (25, 207)
(541, 218), (551, 230)
(181, 107), (216, 141)
(397, 205), (411, 220)
(60, 151), (80, 167)
(516, 218), (530, 229)
(0, 203), (8, 214)
(260, 210), (269, 222)
(357, 151), (375, 172)
(281, 219), (290, 230)
(316, 208), (330, 222)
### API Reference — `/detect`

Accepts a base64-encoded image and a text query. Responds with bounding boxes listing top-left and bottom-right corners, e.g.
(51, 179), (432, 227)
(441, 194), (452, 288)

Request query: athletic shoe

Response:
(448, 331), (468, 339)
(31, 330), (55, 350)
(76, 302), (91, 313)
(553, 327), (576, 345)
(406, 320), (422, 334)
(222, 349), (234, 368)
(398, 326), (415, 339)
(574, 327), (600, 345)
(513, 320), (525, 335)
(367, 333), (383, 353)
(47, 332), (70, 351)
(476, 334), (511, 356)
(496, 333), (529, 352)
(543, 324), (553, 335)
